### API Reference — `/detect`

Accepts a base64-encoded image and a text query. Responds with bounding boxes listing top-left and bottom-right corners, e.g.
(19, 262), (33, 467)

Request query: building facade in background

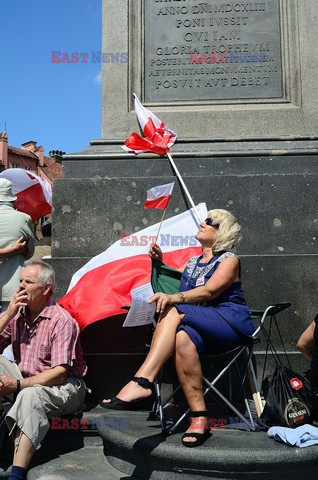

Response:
(0, 131), (62, 183)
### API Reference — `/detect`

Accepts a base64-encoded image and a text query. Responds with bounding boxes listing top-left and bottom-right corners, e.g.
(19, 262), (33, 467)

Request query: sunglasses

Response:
(204, 218), (219, 228)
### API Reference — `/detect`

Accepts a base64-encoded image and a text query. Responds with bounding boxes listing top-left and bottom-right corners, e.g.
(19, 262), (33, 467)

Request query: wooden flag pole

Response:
(155, 208), (167, 244)
(166, 152), (202, 226)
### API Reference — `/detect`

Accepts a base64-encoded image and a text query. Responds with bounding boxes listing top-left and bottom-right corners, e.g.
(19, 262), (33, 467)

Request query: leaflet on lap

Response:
(123, 283), (156, 327)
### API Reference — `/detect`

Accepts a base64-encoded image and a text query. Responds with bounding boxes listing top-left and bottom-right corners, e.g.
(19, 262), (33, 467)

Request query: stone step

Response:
(27, 437), (120, 480)
(62, 153), (318, 178)
(2, 404), (318, 479)
(0, 409), (134, 480)
(28, 429), (133, 480)
(96, 408), (318, 480)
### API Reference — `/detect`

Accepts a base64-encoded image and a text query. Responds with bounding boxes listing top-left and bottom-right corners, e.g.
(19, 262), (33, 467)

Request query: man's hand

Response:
(6, 288), (28, 319)
(0, 375), (18, 396)
(0, 236), (27, 260)
(0, 288), (28, 333)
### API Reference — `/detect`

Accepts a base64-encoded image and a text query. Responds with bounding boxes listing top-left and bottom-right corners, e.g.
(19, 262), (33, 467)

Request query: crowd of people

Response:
(0, 177), (317, 477)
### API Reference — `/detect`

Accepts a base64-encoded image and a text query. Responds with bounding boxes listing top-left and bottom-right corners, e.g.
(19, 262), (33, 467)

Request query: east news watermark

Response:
(50, 50), (267, 64)
(50, 416), (267, 431)
(189, 50), (267, 64)
(120, 234), (198, 247)
(51, 51), (128, 63)
(51, 416), (128, 430)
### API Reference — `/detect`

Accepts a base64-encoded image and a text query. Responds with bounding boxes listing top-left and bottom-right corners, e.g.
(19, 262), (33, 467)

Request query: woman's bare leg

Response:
(102, 306), (184, 403)
(174, 330), (208, 443)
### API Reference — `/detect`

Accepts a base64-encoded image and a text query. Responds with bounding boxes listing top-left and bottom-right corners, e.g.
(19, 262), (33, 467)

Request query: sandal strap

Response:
(189, 410), (209, 417)
(133, 376), (153, 389)
(182, 432), (204, 440)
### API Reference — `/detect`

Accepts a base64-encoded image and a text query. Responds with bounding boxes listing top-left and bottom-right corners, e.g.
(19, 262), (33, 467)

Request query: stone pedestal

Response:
(51, 0), (318, 397)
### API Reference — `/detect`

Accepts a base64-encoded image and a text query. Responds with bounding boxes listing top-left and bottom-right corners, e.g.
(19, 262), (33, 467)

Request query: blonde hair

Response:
(207, 209), (242, 254)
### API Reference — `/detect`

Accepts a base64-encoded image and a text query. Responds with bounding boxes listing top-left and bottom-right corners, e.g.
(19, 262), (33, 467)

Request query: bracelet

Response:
(16, 379), (21, 393)
(177, 292), (185, 303)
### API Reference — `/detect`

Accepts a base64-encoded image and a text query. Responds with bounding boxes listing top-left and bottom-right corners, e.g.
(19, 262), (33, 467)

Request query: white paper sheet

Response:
(123, 283), (156, 327)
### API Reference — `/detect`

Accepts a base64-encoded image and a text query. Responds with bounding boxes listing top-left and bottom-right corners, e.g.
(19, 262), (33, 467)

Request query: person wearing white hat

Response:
(0, 178), (35, 315)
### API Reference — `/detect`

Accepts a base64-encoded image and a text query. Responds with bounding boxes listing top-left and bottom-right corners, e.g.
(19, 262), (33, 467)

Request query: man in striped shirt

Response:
(0, 260), (87, 480)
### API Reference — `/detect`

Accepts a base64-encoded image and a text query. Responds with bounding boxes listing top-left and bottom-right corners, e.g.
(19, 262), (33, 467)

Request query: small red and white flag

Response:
(122, 95), (177, 155)
(144, 182), (175, 209)
(0, 169), (52, 221)
(59, 203), (206, 330)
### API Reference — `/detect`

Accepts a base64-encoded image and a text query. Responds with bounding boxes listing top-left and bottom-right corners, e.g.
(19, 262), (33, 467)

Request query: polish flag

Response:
(58, 203), (207, 330)
(0, 169), (52, 221)
(122, 95), (177, 155)
(144, 182), (175, 209)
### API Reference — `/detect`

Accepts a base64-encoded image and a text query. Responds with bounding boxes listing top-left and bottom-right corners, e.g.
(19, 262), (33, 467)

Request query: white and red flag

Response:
(144, 182), (175, 209)
(122, 95), (177, 155)
(0, 168), (52, 221)
(122, 95), (201, 224)
(58, 203), (206, 330)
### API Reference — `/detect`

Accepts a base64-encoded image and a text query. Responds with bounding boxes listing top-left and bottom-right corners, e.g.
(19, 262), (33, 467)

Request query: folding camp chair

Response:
(149, 259), (291, 434)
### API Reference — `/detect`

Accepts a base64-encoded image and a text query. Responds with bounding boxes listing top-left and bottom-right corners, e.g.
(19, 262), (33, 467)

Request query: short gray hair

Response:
(24, 260), (55, 290)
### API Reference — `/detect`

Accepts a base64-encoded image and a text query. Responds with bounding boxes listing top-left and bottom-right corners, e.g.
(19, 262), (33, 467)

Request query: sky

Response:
(0, 0), (102, 155)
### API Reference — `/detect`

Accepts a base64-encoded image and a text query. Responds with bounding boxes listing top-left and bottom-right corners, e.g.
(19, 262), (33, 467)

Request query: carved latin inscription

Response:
(144, 0), (283, 102)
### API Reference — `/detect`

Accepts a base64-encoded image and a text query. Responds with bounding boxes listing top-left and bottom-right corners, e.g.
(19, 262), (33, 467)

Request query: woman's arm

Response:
(149, 256), (240, 313)
(297, 321), (315, 361)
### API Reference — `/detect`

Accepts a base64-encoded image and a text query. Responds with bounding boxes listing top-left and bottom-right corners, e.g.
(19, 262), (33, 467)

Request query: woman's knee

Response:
(159, 306), (184, 328)
(176, 331), (197, 357)
(164, 305), (182, 319)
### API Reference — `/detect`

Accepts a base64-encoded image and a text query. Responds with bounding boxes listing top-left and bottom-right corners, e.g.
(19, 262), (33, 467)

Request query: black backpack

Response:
(262, 364), (315, 428)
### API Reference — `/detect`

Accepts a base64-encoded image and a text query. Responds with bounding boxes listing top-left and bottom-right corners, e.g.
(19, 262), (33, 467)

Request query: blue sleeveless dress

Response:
(176, 252), (255, 354)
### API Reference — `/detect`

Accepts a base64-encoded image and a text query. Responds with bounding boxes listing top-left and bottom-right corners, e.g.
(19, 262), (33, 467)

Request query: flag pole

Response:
(166, 152), (202, 225)
(155, 208), (167, 244)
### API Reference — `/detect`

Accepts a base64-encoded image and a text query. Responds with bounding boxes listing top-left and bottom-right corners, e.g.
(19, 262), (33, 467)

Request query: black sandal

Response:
(99, 376), (153, 411)
(182, 411), (212, 448)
